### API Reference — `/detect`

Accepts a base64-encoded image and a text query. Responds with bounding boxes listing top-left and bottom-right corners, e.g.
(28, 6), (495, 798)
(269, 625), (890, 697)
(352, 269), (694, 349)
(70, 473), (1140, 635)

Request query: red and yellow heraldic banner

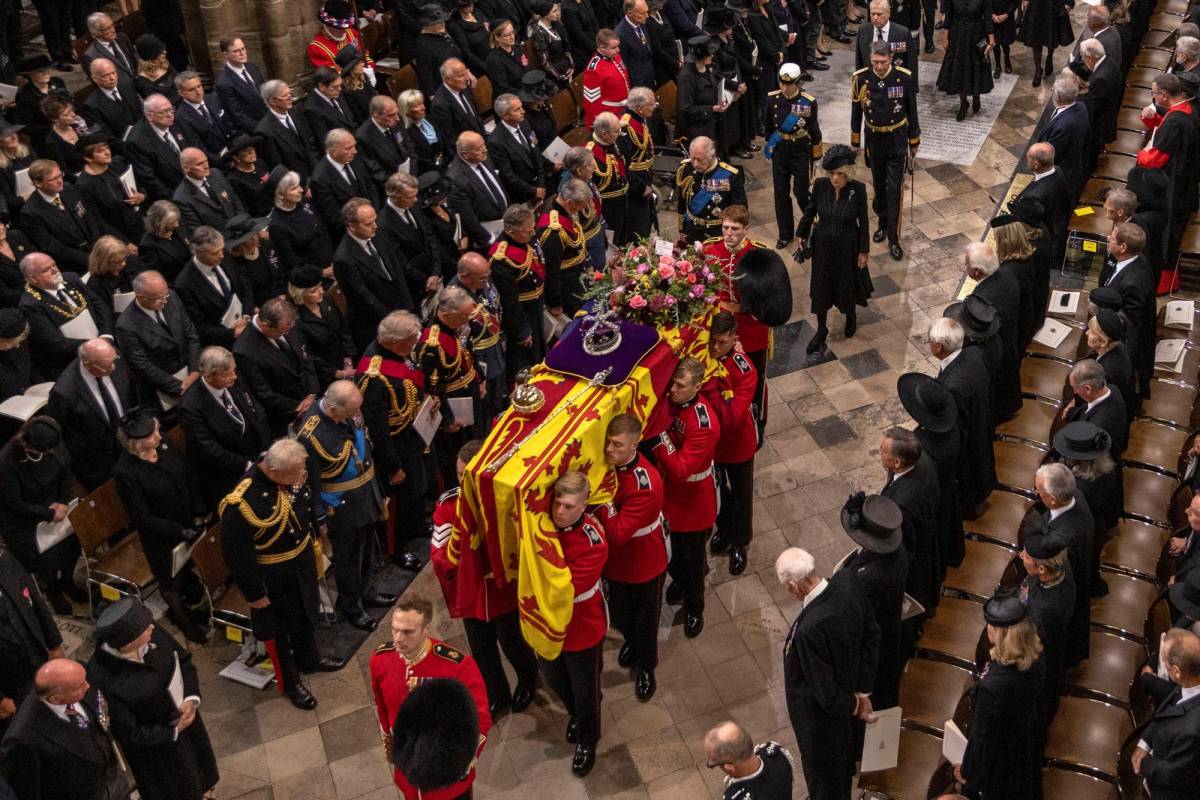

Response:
(453, 317), (717, 658)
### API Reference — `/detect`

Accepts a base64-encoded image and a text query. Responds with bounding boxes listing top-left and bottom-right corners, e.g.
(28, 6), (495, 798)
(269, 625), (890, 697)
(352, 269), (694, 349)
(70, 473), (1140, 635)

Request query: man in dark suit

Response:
(82, 11), (138, 83)
(18, 254), (112, 381)
(254, 80), (321, 179)
(1134, 629), (1200, 798)
(446, 132), (509, 249)
(616, 0), (656, 88)
(125, 94), (203, 202)
(664, 0), (702, 41)
(854, 0), (918, 81)
(899, 371), (965, 568)
(18, 161), (109, 274)
(487, 94), (549, 205)
(429, 58), (485, 142)
(232, 296), (320, 437)
(333, 198), (416, 350)
(964, 241), (1021, 369)
(356, 95), (408, 187)
(1016, 143), (1072, 269)
(1168, 494), (1200, 589)
(301, 67), (359, 147)
(0, 547), (64, 739)
(879, 427), (942, 620)
(0, 659), (132, 800)
(81, 59), (141, 140)
(378, 173), (443, 302)
(179, 345), (270, 510)
(310, 129), (382, 240)
(1033, 462), (1096, 668)
(1080, 39), (1120, 171)
(173, 148), (248, 236)
(1071, 4), (1122, 72)
(214, 35), (268, 137)
(929, 317), (996, 517)
(777, 547), (880, 800)
(45, 338), (131, 490)
(113, 271), (202, 409)
(1066, 358), (1129, 459)
(175, 71), (233, 163)
(1036, 78), (1090, 197)
(174, 226), (254, 349)
(1099, 222), (1156, 399)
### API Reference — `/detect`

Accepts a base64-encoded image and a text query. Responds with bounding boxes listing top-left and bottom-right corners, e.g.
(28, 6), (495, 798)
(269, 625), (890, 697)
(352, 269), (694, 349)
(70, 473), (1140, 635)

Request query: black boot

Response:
(955, 98), (968, 122)
(844, 309), (857, 339)
(1004, 50), (1012, 73)
(972, 94), (981, 113)
(992, 55), (1001, 80)
(1032, 66), (1042, 88)
(163, 589), (209, 644)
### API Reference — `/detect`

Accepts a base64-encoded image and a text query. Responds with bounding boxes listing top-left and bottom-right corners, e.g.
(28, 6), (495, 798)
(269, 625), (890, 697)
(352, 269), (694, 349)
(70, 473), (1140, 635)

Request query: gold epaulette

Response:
(367, 355), (383, 377)
(433, 643), (465, 663)
(801, 92), (816, 101)
(218, 477), (253, 516)
(704, 235), (723, 243)
(297, 414), (320, 439)
(492, 240), (508, 261)
(896, 66), (912, 75)
(852, 66), (870, 75)
(620, 112), (632, 125)
(751, 240), (770, 249)
(768, 89), (781, 96)
(717, 161), (740, 174)
(374, 641), (395, 654)
(423, 325), (441, 346)
(547, 210), (563, 230)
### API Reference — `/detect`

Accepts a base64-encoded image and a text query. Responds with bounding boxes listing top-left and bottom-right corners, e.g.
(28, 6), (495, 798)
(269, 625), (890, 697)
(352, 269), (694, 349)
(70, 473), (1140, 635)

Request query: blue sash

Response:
(320, 426), (369, 510)
(688, 166), (732, 217)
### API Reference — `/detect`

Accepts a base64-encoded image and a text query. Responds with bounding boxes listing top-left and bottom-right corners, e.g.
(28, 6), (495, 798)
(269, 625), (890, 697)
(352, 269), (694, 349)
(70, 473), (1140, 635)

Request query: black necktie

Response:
(155, 310), (170, 331)
(242, 69), (255, 88)
(458, 92), (476, 121)
(163, 131), (180, 153)
(221, 390), (245, 430)
(877, 28), (884, 41)
(65, 704), (89, 730)
(515, 125), (530, 150)
(332, 97), (347, 120)
(56, 289), (75, 308)
(108, 43), (130, 74)
(212, 266), (231, 298)
(277, 335), (293, 356)
(476, 165), (504, 208)
(342, 163), (357, 186)
(366, 240), (391, 279)
(202, 180), (221, 207)
(98, 377), (121, 429)
(198, 102), (211, 123)
(110, 88), (122, 103)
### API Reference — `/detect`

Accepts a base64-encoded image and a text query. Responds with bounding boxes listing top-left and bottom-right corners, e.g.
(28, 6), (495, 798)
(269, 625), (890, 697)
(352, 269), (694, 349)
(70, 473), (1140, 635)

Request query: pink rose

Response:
(651, 295), (667, 310)
(678, 260), (692, 272)
(629, 294), (647, 309)
(628, 247), (643, 259)
(665, 296), (676, 305)
(658, 254), (676, 267)
(691, 285), (704, 297)
(687, 274), (697, 284)
(658, 263), (676, 280)
(636, 263), (649, 274)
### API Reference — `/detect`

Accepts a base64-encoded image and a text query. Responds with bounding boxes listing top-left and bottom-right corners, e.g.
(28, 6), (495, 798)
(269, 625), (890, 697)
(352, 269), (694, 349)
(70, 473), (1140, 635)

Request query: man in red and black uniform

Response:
(538, 179), (592, 317)
(431, 440), (540, 718)
(415, 286), (481, 487)
(1138, 72), (1200, 264)
(652, 357), (720, 639)
(589, 112), (630, 245)
(703, 312), (759, 577)
(619, 88), (657, 242)
(703, 204), (772, 442)
(594, 414), (666, 701)
(582, 29), (630, 126)
(309, 0), (377, 80)
(369, 596), (491, 800)
(540, 471), (609, 777)
(490, 205), (547, 371)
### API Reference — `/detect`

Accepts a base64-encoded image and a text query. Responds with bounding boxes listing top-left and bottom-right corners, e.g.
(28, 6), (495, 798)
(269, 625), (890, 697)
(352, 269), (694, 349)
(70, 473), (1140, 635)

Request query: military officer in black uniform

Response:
(296, 380), (392, 632)
(449, 252), (505, 424)
(619, 88), (657, 242)
(355, 310), (428, 572)
(675, 135), (748, 244)
(219, 438), (347, 711)
(490, 205), (547, 370)
(851, 39), (920, 261)
(764, 63), (823, 250)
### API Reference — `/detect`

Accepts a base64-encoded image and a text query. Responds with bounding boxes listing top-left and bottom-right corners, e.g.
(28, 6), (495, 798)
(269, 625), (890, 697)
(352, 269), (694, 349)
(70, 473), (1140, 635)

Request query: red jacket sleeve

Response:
(652, 406), (720, 483)
(594, 474), (663, 549)
(457, 655), (494, 744)
(563, 517), (609, 593)
(726, 354), (757, 420)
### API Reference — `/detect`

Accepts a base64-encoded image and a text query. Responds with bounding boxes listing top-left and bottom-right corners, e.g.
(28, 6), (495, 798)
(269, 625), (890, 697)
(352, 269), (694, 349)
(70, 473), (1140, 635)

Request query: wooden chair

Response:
(916, 596), (986, 670)
(1025, 326), (1085, 364)
(1122, 466), (1179, 526)
(1155, 0), (1189, 13)
(471, 76), (493, 119)
(1156, 300), (1200, 348)
(1138, 379), (1200, 430)
(943, 540), (1019, 601)
(114, 10), (148, 42)
(1167, 483), (1194, 531)
(187, 523), (253, 640)
(1124, 67), (1165, 90)
(1101, 519), (1171, 583)
(1092, 153), (1138, 184)
(562, 126), (591, 146)
(992, 439), (1047, 495)
(1041, 767), (1120, 800)
(1044, 695), (1134, 781)
(657, 80), (678, 130)
(1117, 728), (1153, 799)
(1149, 12), (1187, 31)
(550, 89), (578, 133)
(1066, 630), (1146, 707)
(964, 489), (1033, 548)
(568, 75), (584, 114)
(898, 658), (976, 735)
(69, 480), (156, 615)
(1124, 419), (1191, 477)
(386, 65), (418, 100)
(1120, 86), (1155, 111)
(1134, 49), (1175, 70)
(73, 84), (96, 111)
(361, 18), (392, 60)
(1079, 177), (1129, 205)
(1091, 572), (1161, 642)
(855, 727), (950, 800)
(1102, 130), (1148, 159)
(1020, 358), (1072, 404)
(996, 400), (1060, 449)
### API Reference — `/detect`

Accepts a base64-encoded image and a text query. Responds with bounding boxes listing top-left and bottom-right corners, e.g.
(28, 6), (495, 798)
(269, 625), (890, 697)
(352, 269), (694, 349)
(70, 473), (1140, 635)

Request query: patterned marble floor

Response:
(183, 28), (1075, 800)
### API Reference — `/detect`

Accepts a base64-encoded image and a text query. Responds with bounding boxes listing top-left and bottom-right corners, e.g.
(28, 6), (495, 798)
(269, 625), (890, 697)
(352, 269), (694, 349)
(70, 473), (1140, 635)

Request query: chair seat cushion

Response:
(1101, 519), (1169, 582)
(917, 597), (985, 669)
(899, 658), (976, 733)
(1091, 572), (1160, 642)
(1124, 420), (1189, 476)
(1021, 359), (1072, 403)
(1138, 380), (1198, 430)
(857, 728), (948, 799)
(1042, 766), (1120, 800)
(993, 439), (1049, 492)
(997, 401), (1060, 449)
(93, 534), (154, 590)
(1066, 630), (1145, 705)
(1121, 467), (1178, 526)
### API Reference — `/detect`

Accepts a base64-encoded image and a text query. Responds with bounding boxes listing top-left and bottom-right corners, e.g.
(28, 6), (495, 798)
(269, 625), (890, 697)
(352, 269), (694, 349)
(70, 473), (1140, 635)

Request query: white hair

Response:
(774, 548), (816, 584)
(964, 242), (999, 276)
(928, 317), (964, 353)
(1036, 462), (1076, 502)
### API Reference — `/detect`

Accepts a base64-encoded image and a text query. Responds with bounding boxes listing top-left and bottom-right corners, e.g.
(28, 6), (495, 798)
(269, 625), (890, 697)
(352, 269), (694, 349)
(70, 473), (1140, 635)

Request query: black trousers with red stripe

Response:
(540, 643), (603, 746)
(607, 572), (665, 671)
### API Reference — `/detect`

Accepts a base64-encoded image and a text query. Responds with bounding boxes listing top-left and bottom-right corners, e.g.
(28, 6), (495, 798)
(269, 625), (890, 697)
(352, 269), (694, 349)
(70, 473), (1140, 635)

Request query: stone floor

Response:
(169, 24), (1083, 800)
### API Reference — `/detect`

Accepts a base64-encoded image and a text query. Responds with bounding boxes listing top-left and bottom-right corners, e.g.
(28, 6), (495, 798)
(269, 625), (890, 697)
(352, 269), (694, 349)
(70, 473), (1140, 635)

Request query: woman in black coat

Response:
(112, 411), (209, 644)
(398, 89), (452, 175)
(561, 0), (600, 73)
(675, 40), (724, 146)
(989, 0), (1018, 76)
(797, 145), (870, 356)
(0, 310), (33, 401)
(1086, 311), (1136, 423)
(268, 171), (336, 276)
(287, 267), (356, 388)
(937, 0), (995, 120)
(225, 216), (286, 308)
(449, 0), (492, 76)
(86, 599), (219, 800)
(75, 139), (146, 245)
(224, 136), (273, 218)
(1019, 0), (1074, 84)
(0, 125), (35, 221)
(530, 1), (575, 87)
(138, 201), (192, 284)
(956, 592), (1045, 800)
(1053, 420), (1120, 595)
(992, 212), (1047, 353)
(486, 22), (529, 98)
(0, 215), (34, 307)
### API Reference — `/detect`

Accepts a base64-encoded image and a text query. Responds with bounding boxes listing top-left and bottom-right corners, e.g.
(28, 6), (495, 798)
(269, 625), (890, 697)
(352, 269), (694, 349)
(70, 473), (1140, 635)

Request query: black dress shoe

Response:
(665, 581), (683, 605)
(809, 61), (830, 71)
(318, 610), (338, 625)
(512, 682), (536, 711)
(889, 243), (904, 260)
(288, 684), (318, 710)
(314, 655), (348, 672)
(635, 669), (657, 701)
(618, 642), (635, 668)
(775, 237), (793, 249)
(392, 552), (423, 571)
(816, 46), (832, 56)
(566, 717), (578, 743)
(684, 612), (704, 638)
(571, 744), (596, 776)
(924, 42), (934, 53)
(729, 547), (748, 576)
(710, 530), (731, 555)
(798, 72), (814, 81)
(972, 96), (981, 113)
(488, 698), (511, 719)
(363, 591), (397, 607)
(872, 228), (886, 244)
(832, 34), (852, 44)
(344, 609), (378, 631)
(47, 590), (72, 615)
(1032, 70), (1042, 88)
(955, 101), (967, 122)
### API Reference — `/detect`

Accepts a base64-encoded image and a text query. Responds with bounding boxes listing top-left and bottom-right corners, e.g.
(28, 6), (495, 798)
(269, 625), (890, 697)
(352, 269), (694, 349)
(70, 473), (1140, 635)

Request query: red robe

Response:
(369, 638), (491, 800)
(650, 398), (720, 531)
(702, 349), (759, 464)
(594, 453), (667, 584)
(431, 487), (519, 621)
(704, 237), (770, 353)
(557, 512), (609, 651)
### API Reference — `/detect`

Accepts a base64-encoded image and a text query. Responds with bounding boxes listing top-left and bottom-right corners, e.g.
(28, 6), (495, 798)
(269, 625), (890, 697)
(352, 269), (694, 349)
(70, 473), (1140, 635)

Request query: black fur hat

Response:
(391, 678), (481, 790)
(734, 248), (793, 327)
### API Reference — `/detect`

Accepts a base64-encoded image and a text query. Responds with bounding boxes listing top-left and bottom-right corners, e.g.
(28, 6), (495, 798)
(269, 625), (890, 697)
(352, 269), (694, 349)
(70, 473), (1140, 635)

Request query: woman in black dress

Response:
(486, 21), (528, 98)
(85, 236), (136, 322)
(990, 0), (1018, 76)
(531, 1), (574, 87)
(991, 211), (1043, 353)
(133, 35), (179, 103)
(337, 49), (376, 127)
(39, 95), (86, 177)
(138, 201), (191, 284)
(0, 122), (35, 220)
(287, 266), (356, 388)
(797, 145), (870, 356)
(1020, 0), (1074, 85)
(675, 36), (724, 147)
(937, 0), (995, 120)
(226, 214), (285, 308)
(113, 410), (209, 644)
(1085, 310), (1135, 422)
(268, 169), (336, 277)
(449, 0), (492, 76)
(955, 591), (1044, 800)
(0, 310), (33, 401)
(224, 135), (273, 218)
(0, 213), (35, 307)
(398, 89), (452, 175)
(419, 172), (470, 279)
(1052, 421), (1119, 596)
(75, 134), (146, 245)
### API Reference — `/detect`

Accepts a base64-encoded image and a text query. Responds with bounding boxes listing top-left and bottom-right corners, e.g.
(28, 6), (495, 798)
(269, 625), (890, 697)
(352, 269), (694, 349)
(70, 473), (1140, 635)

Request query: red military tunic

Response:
(557, 512), (609, 652)
(581, 52), (630, 126)
(703, 237), (771, 354)
(369, 638), (491, 800)
(588, 137), (629, 201)
(431, 487), (519, 622)
(594, 453), (667, 584)
(308, 26), (375, 71)
(703, 349), (759, 464)
(651, 398), (720, 532)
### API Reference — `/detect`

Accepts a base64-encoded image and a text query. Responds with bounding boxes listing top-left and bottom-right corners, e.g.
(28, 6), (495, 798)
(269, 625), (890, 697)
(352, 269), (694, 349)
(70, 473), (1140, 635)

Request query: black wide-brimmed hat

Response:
(119, 408), (157, 439)
(993, 195), (1045, 228)
(983, 588), (1027, 627)
(821, 143), (856, 172)
(685, 34), (718, 62)
(17, 54), (53, 74)
(1169, 569), (1200, 621)
(944, 295), (1000, 341)
(418, 2), (451, 25)
(840, 492), (903, 554)
(135, 34), (167, 62)
(226, 133), (263, 160)
(518, 70), (554, 102)
(897, 372), (955, 433)
(1053, 420), (1111, 461)
(96, 597), (154, 647)
(289, 265), (324, 290)
(319, 0), (357, 28)
(1094, 308), (1125, 341)
(0, 308), (28, 339)
(223, 213), (270, 250)
(335, 44), (364, 74)
(703, 7), (735, 32)
(419, 170), (452, 205)
(1024, 526), (1067, 559)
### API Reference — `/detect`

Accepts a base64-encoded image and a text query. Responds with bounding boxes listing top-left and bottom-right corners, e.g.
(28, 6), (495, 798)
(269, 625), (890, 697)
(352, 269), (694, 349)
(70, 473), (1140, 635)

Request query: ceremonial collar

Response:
(615, 453), (640, 471)
(555, 514), (585, 532)
(401, 637), (432, 666)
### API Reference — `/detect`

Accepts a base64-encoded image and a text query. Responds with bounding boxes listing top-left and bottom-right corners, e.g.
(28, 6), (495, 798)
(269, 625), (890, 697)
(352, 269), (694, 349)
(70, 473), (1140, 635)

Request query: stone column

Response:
(180, 0), (319, 84)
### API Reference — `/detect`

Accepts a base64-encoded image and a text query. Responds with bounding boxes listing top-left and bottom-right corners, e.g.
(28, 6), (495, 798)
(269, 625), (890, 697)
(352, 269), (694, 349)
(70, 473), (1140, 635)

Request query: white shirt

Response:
(193, 258), (229, 294)
(348, 232), (376, 254)
(271, 109), (293, 127)
(1033, 166), (1057, 182)
(938, 349), (962, 372)
(186, 175), (209, 191)
(891, 463), (916, 482)
(874, 22), (891, 41)
(226, 64), (249, 81)
(1107, 255), (1137, 285)
(1048, 496), (1076, 522)
(800, 578), (828, 613)
(327, 154), (354, 180)
(1085, 387), (1112, 414)
(79, 363), (124, 420)
(42, 699), (91, 725)
(37, 190), (59, 205)
(136, 299), (164, 322)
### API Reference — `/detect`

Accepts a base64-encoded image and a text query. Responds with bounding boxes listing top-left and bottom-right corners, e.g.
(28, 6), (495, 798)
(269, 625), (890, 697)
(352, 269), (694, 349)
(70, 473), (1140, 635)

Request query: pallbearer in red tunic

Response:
(651, 358), (720, 640)
(594, 414), (666, 701)
(431, 440), (539, 717)
(702, 311), (759, 577)
(581, 33), (630, 126)
(588, 113), (630, 245)
(538, 471), (609, 778)
(490, 205), (548, 369)
(370, 597), (492, 800)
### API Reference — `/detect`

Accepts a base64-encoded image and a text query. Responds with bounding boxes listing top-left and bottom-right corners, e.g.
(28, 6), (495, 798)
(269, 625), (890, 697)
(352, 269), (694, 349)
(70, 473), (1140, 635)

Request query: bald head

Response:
(457, 131), (487, 164)
(323, 379), (363, 421)
(79, 338), (118, 377)
(89, 57), (119, 90)
(456, 251), (492, 290)
(440, 58), (470, 91)
(703, 721), (754, 770)
(180, 147), (209, 179)
(1027, 142), (1055, 172)
(35, 659), (89, 705)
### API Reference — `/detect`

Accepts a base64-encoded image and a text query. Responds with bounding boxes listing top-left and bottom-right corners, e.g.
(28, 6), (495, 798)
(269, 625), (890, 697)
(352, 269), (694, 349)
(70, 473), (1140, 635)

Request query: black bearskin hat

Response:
(391, 678), (481, 790)
(734, 248), (793, 327)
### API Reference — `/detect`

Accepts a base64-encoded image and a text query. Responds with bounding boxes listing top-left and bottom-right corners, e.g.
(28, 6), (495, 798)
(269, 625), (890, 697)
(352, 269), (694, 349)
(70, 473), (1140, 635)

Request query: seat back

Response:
(1144, 589), (1173, 662)
(163, 424), (186, 457)
(188, 523), (230, 592)
(568, 75), (584, 114)
(1176, 432), (1199, 480)
(471, 76), (493, 119)
(1168, 483), (1195, 531)
(386, 65), (418, 100)
(69, 480), (131, 558)
(657, 80), (678, 129)
(550, 89), (578, 133)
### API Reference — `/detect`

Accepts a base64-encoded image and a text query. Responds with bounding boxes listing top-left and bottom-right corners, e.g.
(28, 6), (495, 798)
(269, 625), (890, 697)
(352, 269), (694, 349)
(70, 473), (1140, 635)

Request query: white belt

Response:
(630, 515), (665, 538)
(575, 581), (601, 603)
(686, 466), (714, 482)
